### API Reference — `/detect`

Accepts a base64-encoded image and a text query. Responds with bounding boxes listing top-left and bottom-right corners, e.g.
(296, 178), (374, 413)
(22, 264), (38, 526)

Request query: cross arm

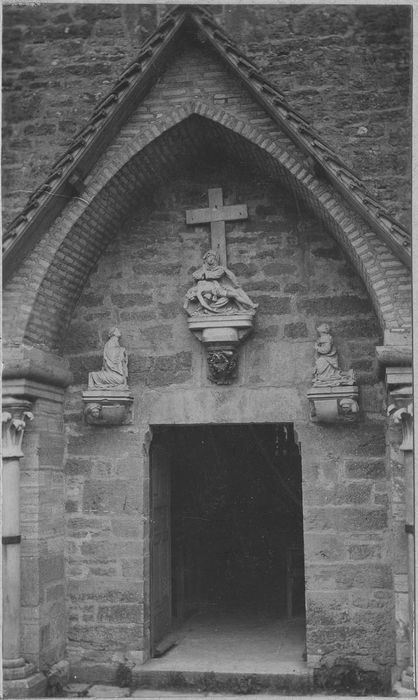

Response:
(186, 204), (248, 225)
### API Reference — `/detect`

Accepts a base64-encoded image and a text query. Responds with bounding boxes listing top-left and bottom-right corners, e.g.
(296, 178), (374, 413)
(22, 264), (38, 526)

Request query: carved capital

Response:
(388, 385), (413, 451)
(2, 397), (33, 459)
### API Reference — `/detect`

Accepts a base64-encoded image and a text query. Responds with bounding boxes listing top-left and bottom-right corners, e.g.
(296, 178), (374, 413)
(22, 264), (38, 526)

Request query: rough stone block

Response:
(303, 532), (345, 561)
(38, 432), (64, 466)
(335, 562), (392, 589)
(82, 479), (141, 514)
(97, 604), (143, 623)
(297, 294), (372, 316)
(284, 321), (308, 338)
(304, 506), (387, 532)
(345, 459), (386, 479)
(348, 543), (382, 560)
(69, 623), (142, 646)
(306, 591), (351, 625)
(111, 293), (153, 307)
(256, 295), (291, 315)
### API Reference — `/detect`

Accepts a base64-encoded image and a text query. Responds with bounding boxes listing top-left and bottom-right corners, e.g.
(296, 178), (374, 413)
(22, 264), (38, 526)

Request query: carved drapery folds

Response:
(184, 250), (256, 384)
(184, 249), (258, 317)
(307, 324), (359, 423)
(82, 327), (133, 425)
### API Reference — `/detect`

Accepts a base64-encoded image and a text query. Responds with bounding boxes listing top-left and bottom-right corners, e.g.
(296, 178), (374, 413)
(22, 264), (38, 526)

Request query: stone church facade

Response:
(2, 4), (414, 697)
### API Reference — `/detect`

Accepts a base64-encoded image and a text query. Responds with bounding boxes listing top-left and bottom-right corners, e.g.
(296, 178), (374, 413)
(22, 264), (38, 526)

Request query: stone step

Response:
(132, 669), (314, 695)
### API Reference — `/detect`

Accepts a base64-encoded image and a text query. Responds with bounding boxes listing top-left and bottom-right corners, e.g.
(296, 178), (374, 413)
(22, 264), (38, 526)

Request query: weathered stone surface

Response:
(2, 7), (401, 678)
(82, 480), (141, 514)
(303, 533), (345, 562)
(304, 506), (387, 531)
(111, 293), (153, 307)
(97, 604), (143, 623)
(88, 686), (130, 698)
(284, 321), (308, 338)
(345, 459), (386, 479)
(256, 295), (292, 315)
(297, 294), (372, 316)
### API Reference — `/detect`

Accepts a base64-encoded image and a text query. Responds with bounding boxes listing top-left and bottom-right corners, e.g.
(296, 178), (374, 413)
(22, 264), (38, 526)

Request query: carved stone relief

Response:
(184, 250), (256, 384)
(184, 249), (258, 317)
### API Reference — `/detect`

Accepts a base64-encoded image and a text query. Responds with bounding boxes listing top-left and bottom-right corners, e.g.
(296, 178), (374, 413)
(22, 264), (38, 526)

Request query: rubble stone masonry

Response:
(62, 169), (392, 680)
(2, 4), (411, 227)
(2, 2), (410, 688)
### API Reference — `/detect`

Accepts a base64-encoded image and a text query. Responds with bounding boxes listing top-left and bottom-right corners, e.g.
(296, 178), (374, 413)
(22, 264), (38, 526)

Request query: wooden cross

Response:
(186, 187), (248, 267)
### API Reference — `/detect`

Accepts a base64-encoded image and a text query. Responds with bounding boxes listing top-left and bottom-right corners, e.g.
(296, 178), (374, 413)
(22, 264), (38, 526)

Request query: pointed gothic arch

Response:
(4, 101), (410, 356)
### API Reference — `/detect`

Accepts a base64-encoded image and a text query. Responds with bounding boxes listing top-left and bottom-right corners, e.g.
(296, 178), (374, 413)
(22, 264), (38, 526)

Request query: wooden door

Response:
(150, 443), (172, 655)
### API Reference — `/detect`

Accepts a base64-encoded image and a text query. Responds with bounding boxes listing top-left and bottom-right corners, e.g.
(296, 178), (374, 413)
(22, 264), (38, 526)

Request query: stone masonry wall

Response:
(3, 2), (406, 686)
(2, 4), (411, 228)
(62, 165), (393, 681)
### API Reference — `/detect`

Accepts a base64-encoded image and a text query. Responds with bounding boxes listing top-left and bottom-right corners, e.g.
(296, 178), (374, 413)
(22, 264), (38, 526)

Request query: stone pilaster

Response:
(386, 374), (415, 694)
(2, 396), (46, 697)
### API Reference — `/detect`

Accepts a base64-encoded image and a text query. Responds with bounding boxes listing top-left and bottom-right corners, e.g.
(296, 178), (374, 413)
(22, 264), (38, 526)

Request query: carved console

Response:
(184, 250), (257, 384)
(187, 311), (256, 384)
(307, 384), (360, 423)
(82, 390), (134, 426)
(307, 324), (359, 423)
(82, 327), (133, 425)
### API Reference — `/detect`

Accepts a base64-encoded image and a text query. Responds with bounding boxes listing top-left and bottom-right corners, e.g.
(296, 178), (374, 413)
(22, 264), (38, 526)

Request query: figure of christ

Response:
(88, 327), (128, 389)
(184, 250), (258, 315)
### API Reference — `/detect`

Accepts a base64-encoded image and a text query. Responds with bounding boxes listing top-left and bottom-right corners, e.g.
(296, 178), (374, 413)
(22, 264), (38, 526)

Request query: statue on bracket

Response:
(312, 323), (354, 387)
(184, 250), (258, 316)
(82, 327), (133, 426)
(88, 327), (128, 389)
(184, 249), (257, 385)
(307, 324), (359, 423)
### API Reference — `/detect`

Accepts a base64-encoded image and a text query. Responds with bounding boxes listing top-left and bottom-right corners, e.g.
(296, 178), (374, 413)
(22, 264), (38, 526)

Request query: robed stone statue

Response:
(88, 327), (128, 389)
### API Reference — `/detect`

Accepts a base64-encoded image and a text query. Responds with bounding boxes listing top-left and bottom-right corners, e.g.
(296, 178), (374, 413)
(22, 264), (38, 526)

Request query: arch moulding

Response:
(3, 100), (411, 380)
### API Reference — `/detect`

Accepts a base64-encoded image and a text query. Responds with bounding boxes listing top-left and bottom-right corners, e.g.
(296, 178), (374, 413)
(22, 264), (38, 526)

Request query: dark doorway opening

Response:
(150, 423), (305, 665)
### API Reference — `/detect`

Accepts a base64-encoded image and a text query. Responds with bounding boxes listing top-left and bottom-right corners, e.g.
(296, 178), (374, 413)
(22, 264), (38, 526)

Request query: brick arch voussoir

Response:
(91, 99), (408, 334)
(22, 101), (409, 351)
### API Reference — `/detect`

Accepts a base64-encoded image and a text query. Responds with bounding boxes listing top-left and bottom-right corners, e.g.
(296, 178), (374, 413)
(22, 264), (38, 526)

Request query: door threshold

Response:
(132, 668), (314, 696)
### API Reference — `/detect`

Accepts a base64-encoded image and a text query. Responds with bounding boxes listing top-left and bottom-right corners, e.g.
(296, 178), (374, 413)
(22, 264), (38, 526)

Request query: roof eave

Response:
(191, 10), (411, 269)
(3, 9), (189, 283)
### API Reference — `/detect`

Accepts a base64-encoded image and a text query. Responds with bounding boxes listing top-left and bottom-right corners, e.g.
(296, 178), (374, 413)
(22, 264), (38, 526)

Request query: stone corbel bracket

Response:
(82, 389), (134, 426)
(307, 385), (360, 423)
(188, 311), (255, 384)
(387, 385), (413, 451)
